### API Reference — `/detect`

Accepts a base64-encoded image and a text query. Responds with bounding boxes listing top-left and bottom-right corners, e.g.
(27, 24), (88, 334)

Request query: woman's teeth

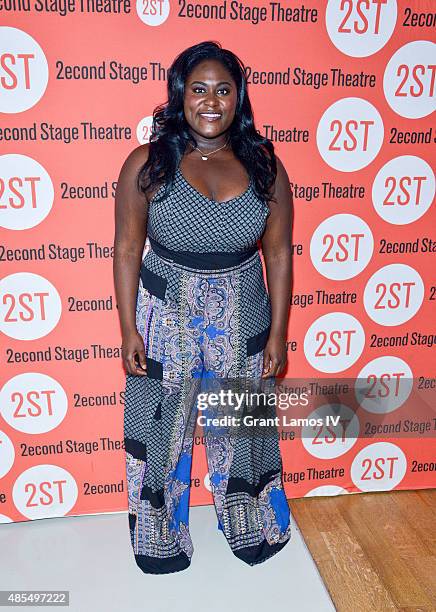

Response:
(200, 113), (221, 121)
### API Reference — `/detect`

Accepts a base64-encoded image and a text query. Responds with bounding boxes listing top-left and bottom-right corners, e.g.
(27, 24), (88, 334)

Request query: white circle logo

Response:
(317, 97), (384, 171)
(372, 155), (434, 225)
(13, 464), (78, 519)
(363, 264), (424, 326)
(383, 40), (436, 118)
(0, 373), (68, 434)
(0, 154), (54, 230)
(305, 485), (347, 497)
(0, 273), (62, 340)
(136, 115), (154, 144)
(302, 403), (358, 459)
(304, 312), (365, 373)
(203, 472), (212, 492)
(136, 0), (170, 25)
(355, 356), (413, 414)
(326, 0), (397, 57)
(310, 213), (374, 280)
(0, 430), (15, 478)
(0, 27), (49, 113)
(351, 442), (406, 491)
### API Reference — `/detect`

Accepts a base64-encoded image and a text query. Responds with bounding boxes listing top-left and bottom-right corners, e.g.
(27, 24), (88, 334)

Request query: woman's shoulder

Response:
(117, 143), (152, 195)
(115, 144), (154, 206)
(121, 143), (151, 172)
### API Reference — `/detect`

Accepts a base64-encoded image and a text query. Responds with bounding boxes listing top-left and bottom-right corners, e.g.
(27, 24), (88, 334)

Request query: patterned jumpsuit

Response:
(124, 164), (292, 574)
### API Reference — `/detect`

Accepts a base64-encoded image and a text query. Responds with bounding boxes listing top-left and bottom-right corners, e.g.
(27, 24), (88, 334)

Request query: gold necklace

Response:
(192, 137), (230, 161)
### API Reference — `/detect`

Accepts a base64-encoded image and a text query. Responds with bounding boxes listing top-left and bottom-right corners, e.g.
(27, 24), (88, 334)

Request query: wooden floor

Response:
(290, 489), (436, 612)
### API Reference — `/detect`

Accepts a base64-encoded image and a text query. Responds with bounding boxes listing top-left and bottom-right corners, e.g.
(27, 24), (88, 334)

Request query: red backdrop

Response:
(0, 0), (435, 522)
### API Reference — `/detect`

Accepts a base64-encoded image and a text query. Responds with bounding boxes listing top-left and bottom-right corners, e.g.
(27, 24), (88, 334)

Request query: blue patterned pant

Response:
(124, 248), (291, 574)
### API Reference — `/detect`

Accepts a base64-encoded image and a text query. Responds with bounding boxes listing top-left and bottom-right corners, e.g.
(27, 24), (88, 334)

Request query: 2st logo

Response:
(326, 0), (397, 57)
(0, 27), (48, 113)
(136, 0), (170, 25)
(0, 373), (68, 434)
(363, 264), (424, 325)
(351, 442), (407, 491)
(372, 156), (434, 225)
(0, 154), (54, 230)
(304, 312), (365, 373)
(302, 403), (359, 459)
(356, 356), (413, 413)
(310, 214), (374, 280)
(12, 465), (78, 519)
(317, 98), (384, 171)
(384, 41), (436, 118)
(0, 273), (62, 340)
(136, 115), (154, 144)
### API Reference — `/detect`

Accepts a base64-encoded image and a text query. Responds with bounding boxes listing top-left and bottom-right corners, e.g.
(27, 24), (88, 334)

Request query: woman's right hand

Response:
(122, 330), (148, 375)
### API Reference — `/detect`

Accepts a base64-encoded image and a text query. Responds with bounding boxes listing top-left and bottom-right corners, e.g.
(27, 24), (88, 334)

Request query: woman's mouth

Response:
(199, 113), (222, 122)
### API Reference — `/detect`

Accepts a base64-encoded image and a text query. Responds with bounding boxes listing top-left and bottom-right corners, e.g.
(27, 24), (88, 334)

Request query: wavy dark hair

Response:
(136, 40), (278, 207)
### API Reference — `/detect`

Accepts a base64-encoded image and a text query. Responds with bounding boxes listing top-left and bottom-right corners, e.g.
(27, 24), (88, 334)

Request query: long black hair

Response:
(137, 40), (278, 207)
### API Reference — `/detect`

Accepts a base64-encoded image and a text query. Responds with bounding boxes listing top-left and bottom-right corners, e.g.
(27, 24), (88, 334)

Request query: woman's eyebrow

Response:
(189, 80), (233, 86)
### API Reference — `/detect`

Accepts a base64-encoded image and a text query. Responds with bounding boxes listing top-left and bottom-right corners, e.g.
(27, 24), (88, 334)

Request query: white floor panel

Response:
(0, 505), (335, 612)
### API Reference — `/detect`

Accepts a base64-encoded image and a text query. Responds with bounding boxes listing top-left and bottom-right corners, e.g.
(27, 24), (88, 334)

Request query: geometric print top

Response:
(147, 167), (271, 254)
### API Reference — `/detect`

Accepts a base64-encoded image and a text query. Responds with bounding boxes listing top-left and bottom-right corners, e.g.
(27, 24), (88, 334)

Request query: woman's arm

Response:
(260, 155), (294, 378)
(113, 143), (150, 375)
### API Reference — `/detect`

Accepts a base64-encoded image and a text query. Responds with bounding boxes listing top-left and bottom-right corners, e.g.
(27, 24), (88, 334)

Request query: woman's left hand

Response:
(261, 334), (287, 378)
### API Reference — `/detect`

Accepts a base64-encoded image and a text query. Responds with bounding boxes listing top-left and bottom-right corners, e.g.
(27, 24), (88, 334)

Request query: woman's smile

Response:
(198, 112), (222, 122)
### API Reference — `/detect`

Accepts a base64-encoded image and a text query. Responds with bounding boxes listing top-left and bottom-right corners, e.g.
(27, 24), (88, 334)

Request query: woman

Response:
(113, 40), (293, 574)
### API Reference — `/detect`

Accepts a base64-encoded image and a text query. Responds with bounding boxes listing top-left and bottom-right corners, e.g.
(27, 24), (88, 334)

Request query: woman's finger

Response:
(135, 346), (147, 374)
(263, 351), (271, 374)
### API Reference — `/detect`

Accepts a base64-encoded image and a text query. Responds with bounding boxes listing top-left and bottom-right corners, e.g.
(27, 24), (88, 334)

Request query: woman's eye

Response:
(192, 87), (230, 95)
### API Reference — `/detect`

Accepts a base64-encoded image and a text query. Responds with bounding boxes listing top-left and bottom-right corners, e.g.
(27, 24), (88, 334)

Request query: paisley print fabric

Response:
(123, 163), (291, 574)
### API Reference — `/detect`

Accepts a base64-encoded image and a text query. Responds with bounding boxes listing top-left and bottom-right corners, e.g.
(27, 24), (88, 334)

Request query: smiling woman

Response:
(113, 40), (294, 575)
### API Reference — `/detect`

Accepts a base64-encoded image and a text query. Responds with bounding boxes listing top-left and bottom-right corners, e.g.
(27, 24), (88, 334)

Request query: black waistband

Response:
(148, 236), (258, 270)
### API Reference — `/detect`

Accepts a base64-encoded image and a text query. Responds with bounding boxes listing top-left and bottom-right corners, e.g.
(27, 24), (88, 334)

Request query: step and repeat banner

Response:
(0, 1), (435, 523)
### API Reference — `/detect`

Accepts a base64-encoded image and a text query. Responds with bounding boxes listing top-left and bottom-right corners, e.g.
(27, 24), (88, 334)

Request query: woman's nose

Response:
(204, 91), (219, 106)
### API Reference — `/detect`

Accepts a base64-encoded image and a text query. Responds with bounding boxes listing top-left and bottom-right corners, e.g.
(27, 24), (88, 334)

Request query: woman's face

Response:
(183, 59), (238, 141)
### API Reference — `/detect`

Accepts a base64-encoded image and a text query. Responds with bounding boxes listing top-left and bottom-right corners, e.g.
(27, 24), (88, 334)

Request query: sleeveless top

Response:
(147, 167), (270, 254)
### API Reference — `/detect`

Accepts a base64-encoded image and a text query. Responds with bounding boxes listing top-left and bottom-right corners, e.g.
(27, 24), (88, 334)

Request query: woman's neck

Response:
(186, 131), (230, 153)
